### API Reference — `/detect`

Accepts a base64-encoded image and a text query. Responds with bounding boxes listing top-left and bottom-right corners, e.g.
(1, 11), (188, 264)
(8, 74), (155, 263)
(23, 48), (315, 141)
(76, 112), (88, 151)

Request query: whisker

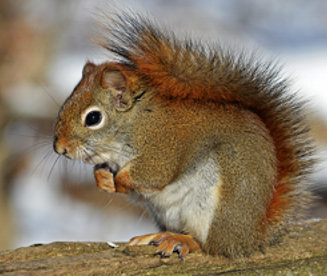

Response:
(58, 155), (69, 179)
(40, 148), (56, 176)
(10, 133), (49, 139)
(37, 81), (61, 108)
(79, 160), (86, 185)
(96, 144), (131, 158)
(82, 147), (96, 165)
(10, 140), (51, 170)
(73, 150), (83, 185)
(70, 155), (77, 171)
(94, 151), (110, 164)
(23, 124), (54, 138)
(114, 197), (137, 212)
(84, 145), (115, 165)
(135, 208), (148, 227)
(101, 197), (114, 211)
(47, 154), (61, 182)
(30, 146), (54, 176)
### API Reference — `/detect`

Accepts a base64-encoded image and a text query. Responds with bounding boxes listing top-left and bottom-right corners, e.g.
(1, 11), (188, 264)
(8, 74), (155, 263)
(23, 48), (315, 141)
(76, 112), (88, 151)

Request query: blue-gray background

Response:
(0, 0), (326, 250)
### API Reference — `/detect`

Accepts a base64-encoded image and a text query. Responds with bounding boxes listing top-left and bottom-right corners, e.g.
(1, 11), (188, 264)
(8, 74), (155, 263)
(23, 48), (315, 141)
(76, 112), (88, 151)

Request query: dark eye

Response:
(85, 111), (102, 127)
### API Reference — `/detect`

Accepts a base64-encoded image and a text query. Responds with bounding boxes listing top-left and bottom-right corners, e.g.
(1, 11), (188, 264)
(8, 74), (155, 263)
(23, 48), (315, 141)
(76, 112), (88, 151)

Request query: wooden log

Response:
(0, 218), (326, 275)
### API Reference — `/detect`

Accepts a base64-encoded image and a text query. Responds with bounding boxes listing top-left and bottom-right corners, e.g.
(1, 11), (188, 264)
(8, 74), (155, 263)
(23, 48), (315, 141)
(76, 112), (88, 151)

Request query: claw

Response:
(127, 232), (201, 260)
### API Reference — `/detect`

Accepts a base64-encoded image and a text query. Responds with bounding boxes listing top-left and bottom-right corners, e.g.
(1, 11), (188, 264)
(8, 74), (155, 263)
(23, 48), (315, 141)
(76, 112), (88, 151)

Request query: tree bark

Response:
(1, 218), (327, 275)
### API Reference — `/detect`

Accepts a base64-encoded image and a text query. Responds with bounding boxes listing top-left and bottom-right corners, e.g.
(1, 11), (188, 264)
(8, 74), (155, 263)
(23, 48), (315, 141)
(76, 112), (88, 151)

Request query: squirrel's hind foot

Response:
(127, 232), (202, 260)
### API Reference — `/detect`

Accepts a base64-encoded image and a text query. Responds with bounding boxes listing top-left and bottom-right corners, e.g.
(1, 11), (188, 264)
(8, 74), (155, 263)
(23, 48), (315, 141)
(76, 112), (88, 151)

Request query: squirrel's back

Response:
(93, 10), (315, 255)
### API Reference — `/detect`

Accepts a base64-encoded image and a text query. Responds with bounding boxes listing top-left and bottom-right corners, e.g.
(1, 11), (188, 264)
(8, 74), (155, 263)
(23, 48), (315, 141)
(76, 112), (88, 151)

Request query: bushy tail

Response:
(95, 10), (315, 236)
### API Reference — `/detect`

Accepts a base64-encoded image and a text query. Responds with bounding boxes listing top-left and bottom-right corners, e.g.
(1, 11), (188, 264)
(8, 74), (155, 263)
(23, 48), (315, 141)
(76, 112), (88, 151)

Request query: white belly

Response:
(143, 155), (220, 245)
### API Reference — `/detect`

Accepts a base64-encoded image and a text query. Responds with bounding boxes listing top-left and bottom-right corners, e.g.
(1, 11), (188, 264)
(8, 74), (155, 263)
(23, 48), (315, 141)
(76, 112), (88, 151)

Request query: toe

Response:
(127, 233), (159, 246)
(156, 238), (175, 257)
(178, 243), (189, 260)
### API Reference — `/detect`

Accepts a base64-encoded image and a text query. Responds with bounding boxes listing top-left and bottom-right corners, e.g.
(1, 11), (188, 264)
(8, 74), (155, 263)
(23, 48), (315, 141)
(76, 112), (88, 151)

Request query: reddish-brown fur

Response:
(96, 12), (314, 241)
(54, 10), (315, 259)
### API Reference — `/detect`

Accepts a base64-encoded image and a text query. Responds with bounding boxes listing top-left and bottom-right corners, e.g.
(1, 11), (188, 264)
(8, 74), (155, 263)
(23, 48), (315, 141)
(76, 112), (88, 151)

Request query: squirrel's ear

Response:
(101, 70), (126, 91)
(101, 69), (132, 111)
(82, 62), (96, 77)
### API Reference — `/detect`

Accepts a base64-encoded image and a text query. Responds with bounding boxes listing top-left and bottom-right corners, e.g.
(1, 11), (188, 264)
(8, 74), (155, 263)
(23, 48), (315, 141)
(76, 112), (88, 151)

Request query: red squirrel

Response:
(53, 10), (315, 259)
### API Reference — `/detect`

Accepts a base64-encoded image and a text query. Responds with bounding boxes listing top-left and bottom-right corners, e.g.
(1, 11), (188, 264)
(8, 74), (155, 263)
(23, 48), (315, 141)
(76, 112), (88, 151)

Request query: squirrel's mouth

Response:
(94, 162), (119, 177)
(84, 155), (101, 165)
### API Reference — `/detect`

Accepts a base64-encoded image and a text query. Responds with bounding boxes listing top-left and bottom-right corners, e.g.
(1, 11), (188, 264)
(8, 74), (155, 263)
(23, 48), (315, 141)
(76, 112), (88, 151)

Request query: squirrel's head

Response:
(53, 61), (142, 168)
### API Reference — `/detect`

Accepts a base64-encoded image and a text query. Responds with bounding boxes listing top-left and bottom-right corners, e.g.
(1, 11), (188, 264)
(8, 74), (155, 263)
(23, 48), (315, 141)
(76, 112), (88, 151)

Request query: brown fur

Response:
(53, 10), (315, 258)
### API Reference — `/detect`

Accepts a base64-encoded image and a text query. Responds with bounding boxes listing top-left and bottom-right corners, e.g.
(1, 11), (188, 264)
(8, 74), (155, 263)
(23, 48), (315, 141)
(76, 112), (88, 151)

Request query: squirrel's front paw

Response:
(127, 232), (202, 260)
(94, 164), (116, 193)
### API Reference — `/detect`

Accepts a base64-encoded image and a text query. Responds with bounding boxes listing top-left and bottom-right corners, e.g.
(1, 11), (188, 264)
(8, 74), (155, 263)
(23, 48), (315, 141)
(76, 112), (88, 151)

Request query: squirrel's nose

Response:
(53, 135), (68, 157)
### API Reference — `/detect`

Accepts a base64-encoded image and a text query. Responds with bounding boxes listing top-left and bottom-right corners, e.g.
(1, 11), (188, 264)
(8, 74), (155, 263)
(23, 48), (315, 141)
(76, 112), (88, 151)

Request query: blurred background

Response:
(1, 0), (327, 251)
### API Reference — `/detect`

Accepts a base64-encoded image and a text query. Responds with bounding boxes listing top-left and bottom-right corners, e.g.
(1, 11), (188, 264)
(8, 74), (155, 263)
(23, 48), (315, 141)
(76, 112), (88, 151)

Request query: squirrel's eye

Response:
(81, 106), (105, 129)
(85, 111), (102, 127)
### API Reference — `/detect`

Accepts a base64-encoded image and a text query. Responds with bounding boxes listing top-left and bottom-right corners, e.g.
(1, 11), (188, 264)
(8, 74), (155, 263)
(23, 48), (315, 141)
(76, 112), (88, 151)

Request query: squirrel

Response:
(53, 10), (315, 259)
